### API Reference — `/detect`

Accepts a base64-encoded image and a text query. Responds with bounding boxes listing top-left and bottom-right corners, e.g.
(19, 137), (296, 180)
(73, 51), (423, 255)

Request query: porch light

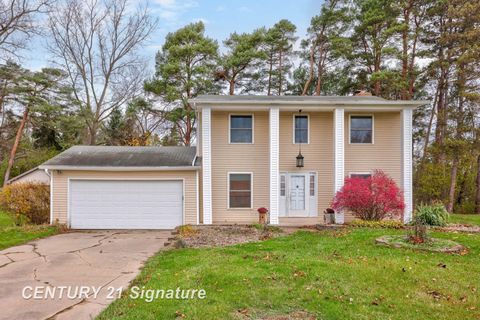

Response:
(296, 152), (304, 168)
(296, 108), (304, 168)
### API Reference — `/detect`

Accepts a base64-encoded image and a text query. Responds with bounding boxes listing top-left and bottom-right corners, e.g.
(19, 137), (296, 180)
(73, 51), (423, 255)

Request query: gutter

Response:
(190, 99), (430, 107)
(44, 169), (53, 225)
(39, 165), (201, 171)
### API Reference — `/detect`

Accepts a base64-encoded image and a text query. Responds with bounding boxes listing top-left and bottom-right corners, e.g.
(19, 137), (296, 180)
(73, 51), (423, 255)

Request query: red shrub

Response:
(331, 170), (405, 221)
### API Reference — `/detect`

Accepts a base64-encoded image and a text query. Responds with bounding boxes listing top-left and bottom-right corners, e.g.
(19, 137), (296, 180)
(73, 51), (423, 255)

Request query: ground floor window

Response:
(350, 173), (372, 179)
(228, 173), (252, 208)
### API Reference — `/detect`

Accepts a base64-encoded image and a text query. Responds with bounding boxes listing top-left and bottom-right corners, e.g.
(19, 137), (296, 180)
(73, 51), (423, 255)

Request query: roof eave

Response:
(39, 165), (200, 171)
(191, 100), (430, 109)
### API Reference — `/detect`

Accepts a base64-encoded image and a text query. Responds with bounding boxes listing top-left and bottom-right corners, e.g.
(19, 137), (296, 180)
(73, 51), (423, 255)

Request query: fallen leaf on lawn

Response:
(175, 310), (186, 318)
(459, 296), (467, 303)
(237, 308), (249, 316)
(293, 270), (306, 277)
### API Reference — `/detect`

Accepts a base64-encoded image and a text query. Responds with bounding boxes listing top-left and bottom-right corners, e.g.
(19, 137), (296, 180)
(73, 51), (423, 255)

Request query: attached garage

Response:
(40, 146), (200, 229)
(70, 180), (184, 229)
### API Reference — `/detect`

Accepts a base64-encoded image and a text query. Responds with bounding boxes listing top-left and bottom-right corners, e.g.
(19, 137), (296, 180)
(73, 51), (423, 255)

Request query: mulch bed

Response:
(435, 224), (480, 233)
(376, 235), (467, 253)
(172, 225), (291, 248)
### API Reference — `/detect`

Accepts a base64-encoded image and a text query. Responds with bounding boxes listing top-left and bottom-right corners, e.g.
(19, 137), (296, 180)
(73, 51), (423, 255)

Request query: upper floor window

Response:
(350, 115), (373, 144)
(230, 115), (253, 143)
(294, 115), (309, 144)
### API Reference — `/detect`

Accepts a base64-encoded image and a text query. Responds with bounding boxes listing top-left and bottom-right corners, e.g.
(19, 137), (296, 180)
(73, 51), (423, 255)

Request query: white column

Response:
(202, 107), (212, 224)
(269, 107), (280, 225)
(334, 108), (345, 224)
(402, 108), (413, 223)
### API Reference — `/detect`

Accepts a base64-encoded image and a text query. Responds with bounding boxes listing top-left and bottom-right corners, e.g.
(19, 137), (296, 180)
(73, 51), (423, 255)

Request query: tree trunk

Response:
(315, 56), (322, 96)
(373, 55), (381, 96)
(229, 79), (235, 95)
(301, 45), (315, 96)
(401, 7), (409, 100)
(88, 122), (98, 145)
(267, 53), (273, 96)
(3, 107), (29, 187)
(447, 156), (458, 213)
(476, 154), (480, 214)
(278, 50), (283, 95)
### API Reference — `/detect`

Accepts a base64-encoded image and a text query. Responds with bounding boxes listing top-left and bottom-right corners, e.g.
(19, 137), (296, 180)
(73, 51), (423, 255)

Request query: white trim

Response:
(195, 170), (199, 225)
(202, 107), (212, 224)
(227, 172), (253, 209)
(228, 113), (254, 144)
(45, 169), (53, 225)
(269, 107), (280, 224)
(39, 165), (199, 171)
(292, 113), (310, 144)
(402, 108), (413, 223)
(67, 178), (185, 229)
(348, 114), (375, 144)
(334, 108), (345, 224)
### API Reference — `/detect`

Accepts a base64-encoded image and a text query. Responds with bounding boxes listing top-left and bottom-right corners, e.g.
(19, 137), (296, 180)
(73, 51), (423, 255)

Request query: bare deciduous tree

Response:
(0, 0), (51, 60)
(48, 0), (157, 144)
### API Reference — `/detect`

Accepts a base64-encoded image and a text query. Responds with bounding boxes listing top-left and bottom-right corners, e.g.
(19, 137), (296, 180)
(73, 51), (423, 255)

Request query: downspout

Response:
(44, 169), (53, 225)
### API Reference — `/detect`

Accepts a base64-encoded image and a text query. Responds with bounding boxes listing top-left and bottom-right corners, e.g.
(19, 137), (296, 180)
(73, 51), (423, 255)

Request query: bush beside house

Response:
(332, 170), (405, 221)
(0, 183), (50, 225)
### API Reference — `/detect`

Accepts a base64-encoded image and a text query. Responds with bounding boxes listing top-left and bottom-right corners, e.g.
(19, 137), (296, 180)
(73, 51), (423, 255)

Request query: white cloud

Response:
(216, 5), (225, 12)
(193, 17), (209, 25)
(152, 0), (198, 22)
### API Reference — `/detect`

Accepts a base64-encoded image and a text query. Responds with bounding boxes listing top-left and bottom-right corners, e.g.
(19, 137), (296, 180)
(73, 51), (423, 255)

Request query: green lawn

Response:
(98, 228), (480, 320)
(450, 214), (480, 226)
(0, 210), (58, 250)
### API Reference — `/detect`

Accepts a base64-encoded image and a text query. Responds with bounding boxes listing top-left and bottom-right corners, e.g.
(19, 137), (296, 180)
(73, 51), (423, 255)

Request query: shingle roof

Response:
(190, 95), (429, 107)
(40, 146), (198, 169)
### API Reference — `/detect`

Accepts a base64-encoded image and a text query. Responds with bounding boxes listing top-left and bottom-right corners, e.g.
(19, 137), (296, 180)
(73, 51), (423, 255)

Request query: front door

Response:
(289, 174), (308, 216)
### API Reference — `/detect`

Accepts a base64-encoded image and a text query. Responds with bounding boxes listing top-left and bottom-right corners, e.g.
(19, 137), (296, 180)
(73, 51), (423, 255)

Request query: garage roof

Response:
(40, 146), (199, 171)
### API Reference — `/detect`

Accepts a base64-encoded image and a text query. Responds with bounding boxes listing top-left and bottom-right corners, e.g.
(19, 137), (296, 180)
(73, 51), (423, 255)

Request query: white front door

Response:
(288, 174), (308, 216)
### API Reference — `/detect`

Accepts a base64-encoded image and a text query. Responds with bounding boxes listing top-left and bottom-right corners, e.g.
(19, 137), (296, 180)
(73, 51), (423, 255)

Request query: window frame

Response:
(229, 114), (254, 144)
(227, 172), (253, 209)
(349, 172), (372, 179)
(349, 114), (374, 144)
(309, 172), (316, 197)
(292, 113), (310, 144)
(280, 174), (286, 197)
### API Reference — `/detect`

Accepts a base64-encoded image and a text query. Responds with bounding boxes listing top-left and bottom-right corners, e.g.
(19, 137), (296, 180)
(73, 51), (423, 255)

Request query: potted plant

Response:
(324, 208), (335, 224)
(257, 207), (269, 224)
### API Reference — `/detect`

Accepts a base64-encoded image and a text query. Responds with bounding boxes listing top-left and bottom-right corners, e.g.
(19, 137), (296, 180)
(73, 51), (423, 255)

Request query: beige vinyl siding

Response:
(279, 112), (334, 223)
(344, 111), (402, 222)
(51, 170), (198, 226)
(211, 111), (269, 223)
(9, 169), (50, 185)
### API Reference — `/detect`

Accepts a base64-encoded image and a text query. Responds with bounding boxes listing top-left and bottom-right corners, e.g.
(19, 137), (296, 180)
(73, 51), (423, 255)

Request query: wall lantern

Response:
(296, 152), (304, 168)
(296, 109), (304, 168)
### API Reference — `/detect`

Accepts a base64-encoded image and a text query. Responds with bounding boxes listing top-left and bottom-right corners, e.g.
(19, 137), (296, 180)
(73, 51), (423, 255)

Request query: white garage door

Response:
(69, 180), (183, 229)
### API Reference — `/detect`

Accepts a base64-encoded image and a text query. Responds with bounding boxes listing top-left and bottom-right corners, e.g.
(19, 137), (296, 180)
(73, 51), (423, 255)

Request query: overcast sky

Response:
(24, 0), (322, 71)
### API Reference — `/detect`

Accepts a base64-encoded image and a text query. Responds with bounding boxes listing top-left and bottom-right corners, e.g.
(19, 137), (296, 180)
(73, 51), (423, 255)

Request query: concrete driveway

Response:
(0, 231), (170, 320)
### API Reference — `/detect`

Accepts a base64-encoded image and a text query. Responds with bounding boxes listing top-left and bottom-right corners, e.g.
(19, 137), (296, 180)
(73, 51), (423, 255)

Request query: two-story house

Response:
(41, 95), (427, 229)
